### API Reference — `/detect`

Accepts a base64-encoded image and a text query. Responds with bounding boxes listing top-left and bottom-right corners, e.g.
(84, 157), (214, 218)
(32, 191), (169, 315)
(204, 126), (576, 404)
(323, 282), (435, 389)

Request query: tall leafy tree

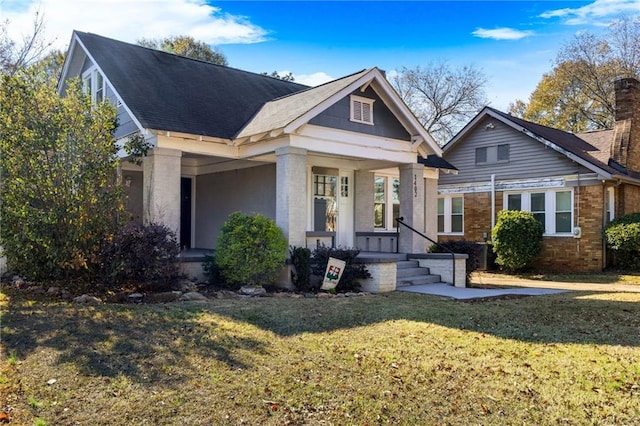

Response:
(391, 62), (488, 145)
(510, 16), (640, 131)
(0, 69), (124, 280)
(137, 35), (228, 65)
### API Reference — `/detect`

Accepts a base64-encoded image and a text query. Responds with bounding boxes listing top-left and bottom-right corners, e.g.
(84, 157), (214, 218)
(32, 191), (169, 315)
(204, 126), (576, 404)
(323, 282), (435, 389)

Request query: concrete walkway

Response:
(396, 283), (567, 300)
(396, 272), (640, 300)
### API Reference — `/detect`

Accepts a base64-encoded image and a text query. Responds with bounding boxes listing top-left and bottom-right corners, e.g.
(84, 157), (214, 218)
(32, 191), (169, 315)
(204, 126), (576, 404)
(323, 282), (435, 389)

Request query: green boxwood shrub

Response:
(491, 210), (544, 272)
(604, 212), (640, 270)
(214, 212), (287, 289)
(430, 239), (482, 284)
(311, 246), (370, 292)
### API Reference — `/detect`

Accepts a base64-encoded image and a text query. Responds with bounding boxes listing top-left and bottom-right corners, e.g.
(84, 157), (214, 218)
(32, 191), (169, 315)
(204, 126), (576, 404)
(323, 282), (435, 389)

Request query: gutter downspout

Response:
(491, 174), (496, 230)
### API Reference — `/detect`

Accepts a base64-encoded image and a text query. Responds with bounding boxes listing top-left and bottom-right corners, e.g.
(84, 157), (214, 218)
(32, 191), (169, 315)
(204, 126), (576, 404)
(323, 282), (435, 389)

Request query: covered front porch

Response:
(120, 128), (442, 254)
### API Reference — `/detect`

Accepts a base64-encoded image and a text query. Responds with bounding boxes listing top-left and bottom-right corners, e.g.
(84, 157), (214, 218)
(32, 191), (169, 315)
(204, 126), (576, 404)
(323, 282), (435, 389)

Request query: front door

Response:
(180, 177), (192, 250)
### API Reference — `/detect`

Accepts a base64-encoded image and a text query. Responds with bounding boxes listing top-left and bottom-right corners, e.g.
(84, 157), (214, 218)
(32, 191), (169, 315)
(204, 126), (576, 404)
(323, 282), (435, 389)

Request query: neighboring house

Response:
(438, 77), (640, 272)
(58, 31), (454, 269)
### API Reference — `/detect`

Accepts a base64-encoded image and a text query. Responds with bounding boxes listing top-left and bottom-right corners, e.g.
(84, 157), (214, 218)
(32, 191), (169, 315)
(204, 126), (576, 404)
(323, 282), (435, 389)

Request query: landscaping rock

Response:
(26, 285), (44, 294)
(47, 287), (60, 296)
(239, 286), (267, 297)
(180, 291), (208, 301)
(128, 293), (144, 303)
(317, 292), (333, 298)
(144, 291), (182, 304)
(174, 280), (198, 293)
(214, 290), (240, 299)
(12, 276), (26, 288)
(73, 294), (102, 304)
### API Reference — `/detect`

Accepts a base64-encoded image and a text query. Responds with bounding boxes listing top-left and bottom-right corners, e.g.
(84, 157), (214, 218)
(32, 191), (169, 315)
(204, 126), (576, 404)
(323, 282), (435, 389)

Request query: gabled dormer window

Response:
(350, 95), (374, 125)
(82, 68), (106, 104)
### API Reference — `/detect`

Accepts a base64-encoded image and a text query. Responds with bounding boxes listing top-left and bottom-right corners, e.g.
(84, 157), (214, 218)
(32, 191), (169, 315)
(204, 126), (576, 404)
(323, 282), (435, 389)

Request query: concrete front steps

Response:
(396, 260), (442, 287)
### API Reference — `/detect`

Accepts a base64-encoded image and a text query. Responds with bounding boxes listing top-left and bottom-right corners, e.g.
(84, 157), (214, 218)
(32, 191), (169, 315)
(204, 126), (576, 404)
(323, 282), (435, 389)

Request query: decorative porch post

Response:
(399, 163), (425, 254)
(423, 172), (439, 244)
(142, 147), (182, 237)
(275, 147), (308, 248)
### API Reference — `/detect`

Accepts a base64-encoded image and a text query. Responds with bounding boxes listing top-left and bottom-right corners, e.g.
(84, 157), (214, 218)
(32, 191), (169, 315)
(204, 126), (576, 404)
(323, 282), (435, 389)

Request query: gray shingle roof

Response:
(75, 31), (309, 139)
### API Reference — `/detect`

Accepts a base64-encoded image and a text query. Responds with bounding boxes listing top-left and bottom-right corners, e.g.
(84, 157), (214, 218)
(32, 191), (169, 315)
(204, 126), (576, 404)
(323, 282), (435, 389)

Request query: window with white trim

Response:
(437, 196), (464, 234)
(605, 187), (615, 225)
(504, 189), (574, 235)
(374, 176), (399, 229)
(83, 68), (106, 104)
(350, 95), (374, 125)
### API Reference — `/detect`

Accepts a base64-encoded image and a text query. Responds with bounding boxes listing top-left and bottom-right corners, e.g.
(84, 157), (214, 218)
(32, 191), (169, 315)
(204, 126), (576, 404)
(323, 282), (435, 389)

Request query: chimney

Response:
(611, 77), (640, 172)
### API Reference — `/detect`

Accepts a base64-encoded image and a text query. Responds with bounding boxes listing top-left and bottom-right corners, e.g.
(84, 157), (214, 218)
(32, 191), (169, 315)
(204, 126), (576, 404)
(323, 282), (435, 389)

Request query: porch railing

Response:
(395, 217), (456, 285)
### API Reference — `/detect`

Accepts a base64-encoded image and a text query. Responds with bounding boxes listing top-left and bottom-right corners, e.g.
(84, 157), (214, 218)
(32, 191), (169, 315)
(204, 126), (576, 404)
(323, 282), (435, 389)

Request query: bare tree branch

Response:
(390, 62), (487, 145)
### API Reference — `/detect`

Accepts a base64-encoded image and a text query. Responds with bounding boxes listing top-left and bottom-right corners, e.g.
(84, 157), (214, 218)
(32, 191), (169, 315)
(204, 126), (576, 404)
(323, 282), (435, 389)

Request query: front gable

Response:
(309, 86), (410, 140)
(440, 115), (592, 185)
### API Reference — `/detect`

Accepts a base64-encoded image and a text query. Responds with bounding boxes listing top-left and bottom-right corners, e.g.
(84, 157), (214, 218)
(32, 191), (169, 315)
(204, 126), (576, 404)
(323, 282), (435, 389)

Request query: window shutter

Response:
(353, 100), (363, 121)
(362, 102), (371, 123)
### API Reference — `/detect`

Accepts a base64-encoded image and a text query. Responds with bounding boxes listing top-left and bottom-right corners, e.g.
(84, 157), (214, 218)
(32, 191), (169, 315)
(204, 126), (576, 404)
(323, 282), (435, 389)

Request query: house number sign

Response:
(413, 174), (417, 198)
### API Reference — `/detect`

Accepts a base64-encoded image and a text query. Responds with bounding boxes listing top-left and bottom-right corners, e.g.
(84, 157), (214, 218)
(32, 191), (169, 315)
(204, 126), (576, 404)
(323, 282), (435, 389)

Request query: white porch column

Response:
(423, 172), (439, 244)
(399, 163), (425, 254)
(143, 147), (182, 236)
(276, 146), (308, 248)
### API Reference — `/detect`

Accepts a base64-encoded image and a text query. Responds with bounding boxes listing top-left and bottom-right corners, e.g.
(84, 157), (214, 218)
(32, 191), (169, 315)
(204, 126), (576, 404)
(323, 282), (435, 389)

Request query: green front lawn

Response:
(2, 288), (640, 425)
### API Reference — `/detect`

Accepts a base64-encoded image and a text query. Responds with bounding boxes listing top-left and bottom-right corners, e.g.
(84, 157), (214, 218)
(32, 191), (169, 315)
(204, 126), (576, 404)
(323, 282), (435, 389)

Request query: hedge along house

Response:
(437, 77), (640, 272)
(58, 31), (454, 286)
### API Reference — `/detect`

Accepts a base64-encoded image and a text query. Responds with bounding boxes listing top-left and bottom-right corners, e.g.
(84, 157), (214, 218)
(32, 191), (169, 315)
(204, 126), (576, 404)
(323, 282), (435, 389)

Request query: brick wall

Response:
(438, 185), (607, 272)
(619, 183), (640, 216)
(533, 185), (605, 272)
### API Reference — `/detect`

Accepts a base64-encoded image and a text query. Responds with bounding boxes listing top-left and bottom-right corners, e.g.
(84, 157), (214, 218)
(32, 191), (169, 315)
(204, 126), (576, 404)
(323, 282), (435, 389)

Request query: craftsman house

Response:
(438, 77), (640, 272)
(58, 31), (460, 286)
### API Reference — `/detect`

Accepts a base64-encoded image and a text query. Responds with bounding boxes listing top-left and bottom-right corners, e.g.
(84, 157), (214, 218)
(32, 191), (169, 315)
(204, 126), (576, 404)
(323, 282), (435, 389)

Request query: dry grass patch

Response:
(2, 288), (640, 424)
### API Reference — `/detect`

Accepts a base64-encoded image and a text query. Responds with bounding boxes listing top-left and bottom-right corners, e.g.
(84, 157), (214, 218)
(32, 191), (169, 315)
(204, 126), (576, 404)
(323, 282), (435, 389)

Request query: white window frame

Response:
(350, 95), (375, 125)
(374, 174), (399, 230)
(605, 186), (615, 224)
(503, 189), (574, 236)
(82, 67), (106, 104)
(437, 195), (464, 235)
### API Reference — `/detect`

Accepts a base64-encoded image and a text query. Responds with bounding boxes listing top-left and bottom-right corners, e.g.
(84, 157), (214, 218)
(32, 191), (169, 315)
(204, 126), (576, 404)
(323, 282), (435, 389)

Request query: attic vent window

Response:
(82, 67), (106, 104)
(350, 95), (374, 125)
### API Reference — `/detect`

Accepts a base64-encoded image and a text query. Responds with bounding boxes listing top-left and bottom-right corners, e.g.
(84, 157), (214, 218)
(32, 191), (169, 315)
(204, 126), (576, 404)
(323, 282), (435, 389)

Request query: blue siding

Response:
(309, 87), (410, 140)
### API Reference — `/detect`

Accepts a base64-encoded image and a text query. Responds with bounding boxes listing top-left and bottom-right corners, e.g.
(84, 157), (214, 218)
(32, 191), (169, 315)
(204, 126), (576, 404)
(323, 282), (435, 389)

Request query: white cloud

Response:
(540, 0), (640, 25)
(3, 0), (269, 51)
(293, 71), (335, 87)
(472, 27), (534, 40)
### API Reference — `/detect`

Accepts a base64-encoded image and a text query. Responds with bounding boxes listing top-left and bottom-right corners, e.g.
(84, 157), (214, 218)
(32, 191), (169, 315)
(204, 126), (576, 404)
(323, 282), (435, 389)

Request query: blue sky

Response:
(3, 0), (640, 109)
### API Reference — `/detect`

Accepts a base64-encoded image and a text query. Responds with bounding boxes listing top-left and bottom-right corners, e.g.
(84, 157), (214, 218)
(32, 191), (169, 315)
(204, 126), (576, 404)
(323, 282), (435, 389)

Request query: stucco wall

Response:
(195, 164), (276, 249)
(123, 170), (144, 223)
